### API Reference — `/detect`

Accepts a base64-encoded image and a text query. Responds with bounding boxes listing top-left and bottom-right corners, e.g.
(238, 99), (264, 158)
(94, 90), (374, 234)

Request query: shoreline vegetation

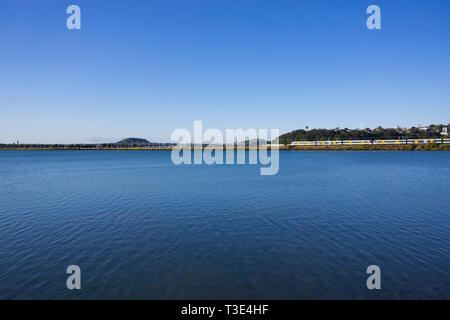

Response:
(1, 144), (449, 151)
(278, 124), (449, 144)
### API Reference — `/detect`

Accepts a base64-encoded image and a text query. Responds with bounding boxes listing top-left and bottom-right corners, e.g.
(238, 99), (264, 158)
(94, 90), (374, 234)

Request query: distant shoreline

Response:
(1, 144), (449, 151)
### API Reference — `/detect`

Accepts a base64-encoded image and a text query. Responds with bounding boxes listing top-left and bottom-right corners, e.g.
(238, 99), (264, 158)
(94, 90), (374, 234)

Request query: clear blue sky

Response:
(0, 0), (449, 143)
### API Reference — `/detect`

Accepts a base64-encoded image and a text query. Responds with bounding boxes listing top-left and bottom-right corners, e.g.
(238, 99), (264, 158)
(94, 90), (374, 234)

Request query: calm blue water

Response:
(0, 150), (449, 299)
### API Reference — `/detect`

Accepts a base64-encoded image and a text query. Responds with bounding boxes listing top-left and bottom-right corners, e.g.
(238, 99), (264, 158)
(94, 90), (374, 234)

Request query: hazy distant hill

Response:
(116, 138), (153, 146)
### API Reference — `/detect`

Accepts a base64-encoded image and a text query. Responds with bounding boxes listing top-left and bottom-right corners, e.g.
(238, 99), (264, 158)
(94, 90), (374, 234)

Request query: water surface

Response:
(0, 150), (449, 299)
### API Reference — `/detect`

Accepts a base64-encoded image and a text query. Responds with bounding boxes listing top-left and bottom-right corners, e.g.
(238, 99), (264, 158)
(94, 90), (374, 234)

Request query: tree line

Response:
(278, 125), (449, 144)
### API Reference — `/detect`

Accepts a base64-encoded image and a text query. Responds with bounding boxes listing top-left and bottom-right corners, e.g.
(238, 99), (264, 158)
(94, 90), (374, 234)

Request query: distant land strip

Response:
(2, 123), (450, 151)
(1, 144), (449, 151)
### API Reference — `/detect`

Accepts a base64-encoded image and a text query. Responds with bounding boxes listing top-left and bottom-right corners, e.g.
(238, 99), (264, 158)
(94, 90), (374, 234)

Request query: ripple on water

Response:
(0, 151), (449, 299)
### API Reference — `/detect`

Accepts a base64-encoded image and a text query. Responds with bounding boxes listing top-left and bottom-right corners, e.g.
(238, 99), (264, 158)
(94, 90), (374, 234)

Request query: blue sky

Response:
(0, 0), (449, 143)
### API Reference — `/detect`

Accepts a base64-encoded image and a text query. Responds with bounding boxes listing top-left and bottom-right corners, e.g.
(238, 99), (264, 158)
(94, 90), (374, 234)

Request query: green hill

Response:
(116, 138), (152, 146)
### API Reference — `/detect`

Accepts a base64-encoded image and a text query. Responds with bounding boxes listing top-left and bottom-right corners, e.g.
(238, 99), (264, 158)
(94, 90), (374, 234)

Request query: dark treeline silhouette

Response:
(278, 124), (449, 144)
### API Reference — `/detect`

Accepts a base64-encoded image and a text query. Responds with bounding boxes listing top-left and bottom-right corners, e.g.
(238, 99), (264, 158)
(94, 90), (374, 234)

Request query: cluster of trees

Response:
(278, 124), (449, 144)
